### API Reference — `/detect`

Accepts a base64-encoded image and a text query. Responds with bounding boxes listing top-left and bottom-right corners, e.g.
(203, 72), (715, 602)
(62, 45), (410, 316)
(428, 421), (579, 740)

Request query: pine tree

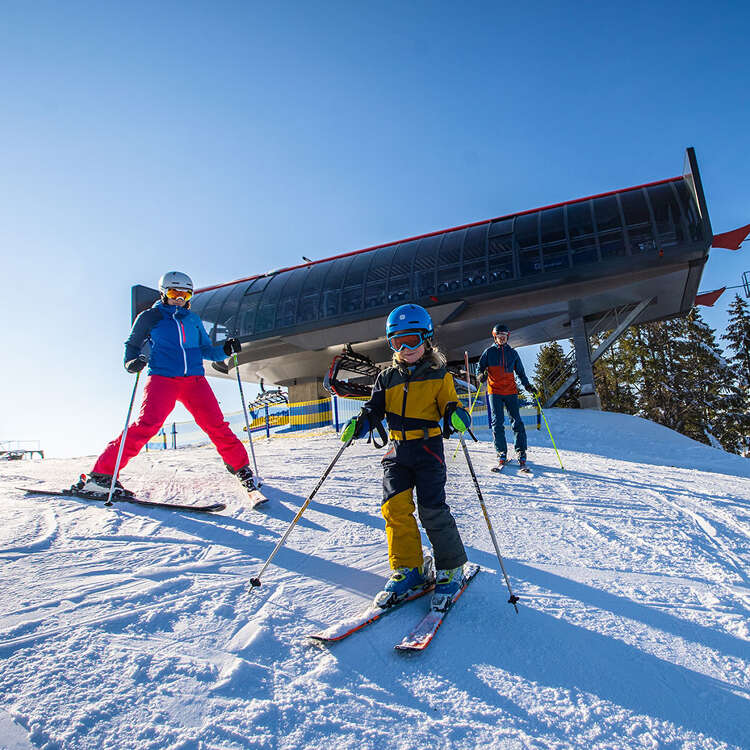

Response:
(718, 295), (750, 455)
(592, 331), (638, 414)
(533, 341), (579, 408)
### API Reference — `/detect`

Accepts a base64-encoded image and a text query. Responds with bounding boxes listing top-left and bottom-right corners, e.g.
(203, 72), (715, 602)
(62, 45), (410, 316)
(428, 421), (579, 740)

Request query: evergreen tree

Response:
(718, 295), (750, 455)
(533, 341), (579, 408)
(592, 331), (638, 414)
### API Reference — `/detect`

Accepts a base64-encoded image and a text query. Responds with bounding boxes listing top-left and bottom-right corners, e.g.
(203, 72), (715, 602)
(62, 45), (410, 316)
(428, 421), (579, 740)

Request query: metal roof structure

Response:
(137, 148), (713, 388)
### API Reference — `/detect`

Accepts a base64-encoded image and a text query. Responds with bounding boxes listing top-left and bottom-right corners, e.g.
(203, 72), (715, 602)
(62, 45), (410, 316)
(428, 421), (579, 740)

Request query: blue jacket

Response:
(478, 343), (532, 395)
(124, 302), (227, 377)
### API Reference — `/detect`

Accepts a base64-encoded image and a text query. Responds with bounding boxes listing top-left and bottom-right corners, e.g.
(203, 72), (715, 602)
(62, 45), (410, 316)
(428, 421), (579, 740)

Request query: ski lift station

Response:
(133, 147), (741, 409)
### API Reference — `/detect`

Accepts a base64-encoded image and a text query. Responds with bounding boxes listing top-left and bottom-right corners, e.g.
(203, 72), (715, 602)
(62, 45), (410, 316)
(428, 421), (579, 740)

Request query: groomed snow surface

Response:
(1, 409), (749, 750)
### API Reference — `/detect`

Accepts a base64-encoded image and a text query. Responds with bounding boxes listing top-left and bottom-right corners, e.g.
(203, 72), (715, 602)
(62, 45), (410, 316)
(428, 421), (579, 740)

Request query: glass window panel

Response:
(341, 286), (363, 314)
(514, 213), (539, 251)
(239, 296), (260, 336)
(463, 225), (487, 260)
(570, 237), (598, 265)
(365, 246), (396, 283)
(364, 246), (395, 310)
(593, 196), (621, 232)
(322, 255), (352, 292)
(488, 218), (514, 237)
(599, 230), (626, 258)
(390, 241), (419, 276)
(343, 251), (373, 286)
(294, 263), (330, 324)
(364, 280), (386, 309)
(387, 275), (411, 304)
(647, 184), (684, 245)
(620, 189), (651, 226)
(255, 303), (277, 333)
(542, 241), (570, 271)
(416, 268), (436, 297)
(567, 201), (594, 237)
(628, 226), (658, 255)
(520, 249), (542, 276)
(438, 229), (464, 265)
(541, 207), (565, 244)
(274, 268), (307, 329)
(488, 254), (514, 282)
(489, 233), (513, 254)
(463, 260), (487, 288)
(674, 181), (703, 241)
(413, 235), (441, 271)
(437, 263), (462, 294)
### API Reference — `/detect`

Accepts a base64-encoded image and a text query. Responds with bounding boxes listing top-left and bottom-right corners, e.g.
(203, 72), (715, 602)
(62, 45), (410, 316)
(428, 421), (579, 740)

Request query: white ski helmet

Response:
(158, 271), (193, 294)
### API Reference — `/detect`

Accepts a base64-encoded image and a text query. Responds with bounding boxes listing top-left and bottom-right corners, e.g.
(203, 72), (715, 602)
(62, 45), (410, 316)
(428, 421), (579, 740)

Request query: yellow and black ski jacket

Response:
(364, 359), (459, 442)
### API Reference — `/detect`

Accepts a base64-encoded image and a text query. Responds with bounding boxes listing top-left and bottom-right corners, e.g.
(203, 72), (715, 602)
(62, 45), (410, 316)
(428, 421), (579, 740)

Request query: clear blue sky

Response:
(2, 1), (748, 459)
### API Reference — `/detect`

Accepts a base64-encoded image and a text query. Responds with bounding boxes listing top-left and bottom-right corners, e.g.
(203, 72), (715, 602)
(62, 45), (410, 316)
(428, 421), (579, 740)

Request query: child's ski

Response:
(394, 563), (480, 652)
(307, 585), (434, 644)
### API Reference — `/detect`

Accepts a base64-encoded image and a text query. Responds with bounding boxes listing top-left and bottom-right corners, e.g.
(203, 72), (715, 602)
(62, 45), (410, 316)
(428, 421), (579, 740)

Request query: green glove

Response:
(449, 405), (471, 433)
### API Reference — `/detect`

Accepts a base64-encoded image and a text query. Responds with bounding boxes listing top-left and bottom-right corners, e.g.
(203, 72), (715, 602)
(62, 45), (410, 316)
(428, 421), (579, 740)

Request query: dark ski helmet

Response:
(492, 323), (510, 335)
(386, 304), (434, 338)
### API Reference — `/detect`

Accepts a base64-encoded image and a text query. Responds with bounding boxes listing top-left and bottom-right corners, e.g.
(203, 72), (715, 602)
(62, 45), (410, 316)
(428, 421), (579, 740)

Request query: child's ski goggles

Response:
(165, 288), (193, 300)
(388, 331), (427, 352)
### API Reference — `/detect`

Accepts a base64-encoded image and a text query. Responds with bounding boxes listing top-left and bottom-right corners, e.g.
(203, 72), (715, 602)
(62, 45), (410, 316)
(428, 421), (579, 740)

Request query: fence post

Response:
(332, 395), (339, 433)
(172, 422), (177, 449)
(162, 429), (167, 449)
(264, 405), (271, 439)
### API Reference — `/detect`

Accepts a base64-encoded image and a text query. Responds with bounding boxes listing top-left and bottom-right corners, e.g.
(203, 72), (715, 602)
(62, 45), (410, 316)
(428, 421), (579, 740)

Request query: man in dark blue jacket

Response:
(478, 324), (534, 467)
(78, 271), (258, 497)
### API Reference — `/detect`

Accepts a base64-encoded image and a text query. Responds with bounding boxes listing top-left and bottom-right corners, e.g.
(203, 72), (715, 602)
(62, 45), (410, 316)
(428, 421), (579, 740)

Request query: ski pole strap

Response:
(368, 418), (388, 449)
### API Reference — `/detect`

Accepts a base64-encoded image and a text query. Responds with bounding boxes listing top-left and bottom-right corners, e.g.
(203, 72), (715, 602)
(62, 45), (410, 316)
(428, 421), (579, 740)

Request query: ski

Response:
(307, 584), (435, 644)
(18, 487), (226, 513)
(490, 461), (507, 473)
(394, 563), (480, 652)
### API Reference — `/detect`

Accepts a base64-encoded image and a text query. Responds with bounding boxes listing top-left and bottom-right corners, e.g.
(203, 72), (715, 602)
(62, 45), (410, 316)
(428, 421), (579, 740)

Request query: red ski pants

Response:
(93, 374), (249, 476)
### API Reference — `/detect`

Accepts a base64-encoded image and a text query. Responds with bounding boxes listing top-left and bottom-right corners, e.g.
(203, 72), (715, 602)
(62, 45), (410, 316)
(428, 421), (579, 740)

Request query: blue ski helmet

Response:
(386, 304), (434, 338)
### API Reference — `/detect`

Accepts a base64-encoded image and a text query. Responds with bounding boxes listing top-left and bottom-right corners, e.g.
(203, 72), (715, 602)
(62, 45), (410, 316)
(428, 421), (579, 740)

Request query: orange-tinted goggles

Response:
(388, 332), (425, 351)
(165, 288), (192, 300)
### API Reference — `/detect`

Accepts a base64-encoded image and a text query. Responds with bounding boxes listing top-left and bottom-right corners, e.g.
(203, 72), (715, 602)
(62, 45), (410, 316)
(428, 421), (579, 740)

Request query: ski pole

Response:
(232, 352), (261, 484)
(249, 436), (354, 588)
(459, 435), (519, 613)
(452, 382), (484, 460)
(534, 394), (565, 471)
(106, 364), (144, 507)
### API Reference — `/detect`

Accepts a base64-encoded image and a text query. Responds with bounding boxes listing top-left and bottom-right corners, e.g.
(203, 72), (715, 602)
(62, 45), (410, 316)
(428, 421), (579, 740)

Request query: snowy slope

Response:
(1, 409), (749, 749)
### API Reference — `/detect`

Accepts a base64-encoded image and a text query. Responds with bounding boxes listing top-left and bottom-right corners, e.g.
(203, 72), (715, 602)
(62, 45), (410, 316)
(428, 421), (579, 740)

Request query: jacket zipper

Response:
(173, 316), (187, 375)
(400, 370), (412, 441)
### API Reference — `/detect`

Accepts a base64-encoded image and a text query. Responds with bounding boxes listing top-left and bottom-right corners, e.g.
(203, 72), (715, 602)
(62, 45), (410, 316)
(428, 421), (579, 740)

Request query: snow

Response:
(1, 408), (749, 749)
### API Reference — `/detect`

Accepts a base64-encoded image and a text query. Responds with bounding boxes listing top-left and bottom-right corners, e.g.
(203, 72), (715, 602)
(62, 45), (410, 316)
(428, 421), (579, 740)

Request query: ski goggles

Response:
(388, 331), (427, 352)
(165, 288), (193, 300)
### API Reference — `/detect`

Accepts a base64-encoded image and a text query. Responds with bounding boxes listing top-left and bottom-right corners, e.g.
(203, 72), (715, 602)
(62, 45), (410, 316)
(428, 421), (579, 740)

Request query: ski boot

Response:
(374, 556), (435, 609)
(72, 473), (132, 498)
(432, 564), (466, 612)
(518, 452), (529, 471)
(235, 465), (268, 508)
(491, 453), (507, 473)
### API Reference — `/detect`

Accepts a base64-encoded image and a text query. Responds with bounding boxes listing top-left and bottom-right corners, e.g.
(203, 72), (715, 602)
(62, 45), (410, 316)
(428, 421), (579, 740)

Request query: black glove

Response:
(478, 370), (488, 383)
(125, 355), (147, 374)
(223, 337), (241, 356)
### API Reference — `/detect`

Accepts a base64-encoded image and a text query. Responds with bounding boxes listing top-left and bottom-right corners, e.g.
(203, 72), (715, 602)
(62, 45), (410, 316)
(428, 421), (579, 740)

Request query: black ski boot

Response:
(236, 465), (258, 493)
(232, 464), (268, 508)
(73, 473), (132, 498)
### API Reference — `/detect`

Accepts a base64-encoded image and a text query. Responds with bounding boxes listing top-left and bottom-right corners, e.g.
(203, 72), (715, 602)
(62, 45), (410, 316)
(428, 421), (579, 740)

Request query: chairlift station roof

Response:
(144, 148), (714, 385)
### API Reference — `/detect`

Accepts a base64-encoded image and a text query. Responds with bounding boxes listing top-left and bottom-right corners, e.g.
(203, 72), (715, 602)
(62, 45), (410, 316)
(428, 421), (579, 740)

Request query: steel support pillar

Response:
(570, 313), (601, 410)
